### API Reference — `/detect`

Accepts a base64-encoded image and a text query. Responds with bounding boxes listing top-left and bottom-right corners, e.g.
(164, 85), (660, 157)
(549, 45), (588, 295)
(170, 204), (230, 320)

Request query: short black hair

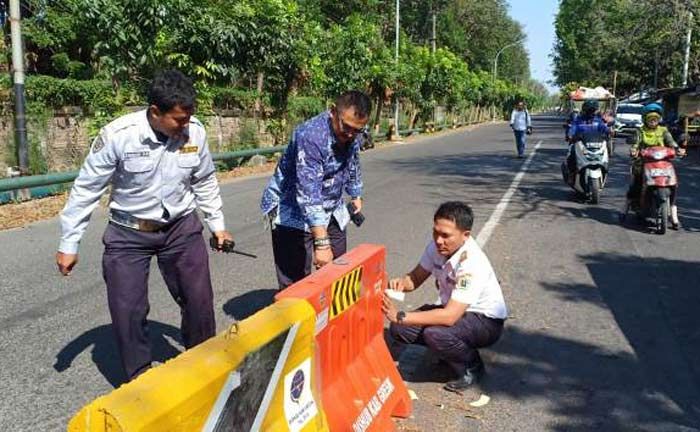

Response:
(148, 70), (196, 113)
(335, 90), (372, 118)
(434, 201), (474, 231)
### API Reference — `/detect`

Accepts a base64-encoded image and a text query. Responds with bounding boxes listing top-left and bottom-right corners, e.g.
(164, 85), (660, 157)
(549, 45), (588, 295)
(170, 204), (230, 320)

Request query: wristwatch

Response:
(396, 310), (406, 324)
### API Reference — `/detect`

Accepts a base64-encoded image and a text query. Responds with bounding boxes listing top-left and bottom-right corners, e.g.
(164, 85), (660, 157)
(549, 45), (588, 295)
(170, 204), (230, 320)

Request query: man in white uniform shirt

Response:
(382, 201), (507, 392)
(56, 70), (233, 381)
(509, 100), (532, 158)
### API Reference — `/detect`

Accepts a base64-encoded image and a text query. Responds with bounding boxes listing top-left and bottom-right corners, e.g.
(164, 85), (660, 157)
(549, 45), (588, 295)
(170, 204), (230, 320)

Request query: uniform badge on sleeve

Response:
(459, 250), (468, 263)
(457, 273), (472, 290)
(91, 136), (105, 153)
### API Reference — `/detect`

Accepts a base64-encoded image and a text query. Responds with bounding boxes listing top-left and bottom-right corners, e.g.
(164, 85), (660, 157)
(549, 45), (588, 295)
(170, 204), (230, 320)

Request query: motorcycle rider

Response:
(626, 103), (685, 229)
(564, 99), (610, 186)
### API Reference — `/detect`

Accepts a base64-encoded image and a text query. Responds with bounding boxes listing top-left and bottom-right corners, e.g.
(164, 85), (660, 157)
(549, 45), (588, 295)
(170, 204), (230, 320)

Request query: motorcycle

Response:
(620, 146), (678, 234)
(561, 137), (609, 204)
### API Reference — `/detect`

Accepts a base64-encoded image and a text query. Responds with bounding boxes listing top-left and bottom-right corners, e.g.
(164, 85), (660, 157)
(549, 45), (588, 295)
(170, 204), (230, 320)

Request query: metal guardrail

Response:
(0, 119), (481, 195)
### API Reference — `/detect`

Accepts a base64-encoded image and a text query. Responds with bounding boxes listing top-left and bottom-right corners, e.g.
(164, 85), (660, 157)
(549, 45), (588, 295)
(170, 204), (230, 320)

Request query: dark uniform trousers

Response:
(271, 217), (346, 289)
(389, 304), (504, 374)
(102, 211), (215, 380)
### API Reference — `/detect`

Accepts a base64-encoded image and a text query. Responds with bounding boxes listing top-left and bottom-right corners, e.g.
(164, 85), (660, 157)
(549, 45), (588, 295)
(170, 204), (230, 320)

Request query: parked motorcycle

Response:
(620, 146), (678, 234)
(561, 137), (609, 204)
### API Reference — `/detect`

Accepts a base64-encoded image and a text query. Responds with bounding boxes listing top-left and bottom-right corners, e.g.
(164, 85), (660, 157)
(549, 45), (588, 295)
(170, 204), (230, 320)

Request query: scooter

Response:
(620, 146), (679, 234)
(561, 138), (609, 204)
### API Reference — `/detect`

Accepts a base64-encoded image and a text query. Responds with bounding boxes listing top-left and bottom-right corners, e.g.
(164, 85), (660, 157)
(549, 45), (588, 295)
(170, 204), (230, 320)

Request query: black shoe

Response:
(444, 362), (485, 393)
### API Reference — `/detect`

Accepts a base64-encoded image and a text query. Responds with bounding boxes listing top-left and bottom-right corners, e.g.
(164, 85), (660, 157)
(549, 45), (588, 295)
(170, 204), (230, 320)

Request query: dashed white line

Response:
(476, 140), (543, 247)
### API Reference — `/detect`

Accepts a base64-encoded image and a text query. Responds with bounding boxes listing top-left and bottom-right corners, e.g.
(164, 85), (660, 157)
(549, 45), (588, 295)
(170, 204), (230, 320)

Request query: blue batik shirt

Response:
(260, 111), (363, 232)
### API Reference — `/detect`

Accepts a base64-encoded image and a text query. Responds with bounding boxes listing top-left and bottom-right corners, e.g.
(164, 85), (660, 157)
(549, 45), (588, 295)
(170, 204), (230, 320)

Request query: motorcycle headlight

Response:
(653, 151), (665, 160)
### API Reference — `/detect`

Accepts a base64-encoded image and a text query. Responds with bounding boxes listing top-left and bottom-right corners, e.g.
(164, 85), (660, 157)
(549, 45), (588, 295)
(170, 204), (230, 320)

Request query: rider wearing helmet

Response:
(627, 103), (685, 228)
(563, 99), (610, 185)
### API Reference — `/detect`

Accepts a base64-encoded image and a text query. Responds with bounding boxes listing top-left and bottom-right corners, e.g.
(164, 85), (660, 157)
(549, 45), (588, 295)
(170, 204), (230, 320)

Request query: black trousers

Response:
(389, 304), (504, 374)
(271, 218), (347, 289)
(102, 212), (215, 380)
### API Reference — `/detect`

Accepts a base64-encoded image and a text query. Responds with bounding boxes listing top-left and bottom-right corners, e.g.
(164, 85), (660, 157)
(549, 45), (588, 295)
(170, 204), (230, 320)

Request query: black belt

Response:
(109, 210), (173, 232)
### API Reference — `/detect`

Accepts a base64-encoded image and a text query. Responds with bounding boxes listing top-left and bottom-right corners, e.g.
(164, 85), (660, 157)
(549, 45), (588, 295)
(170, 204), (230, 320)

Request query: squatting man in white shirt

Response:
(382, 201), (508, 392)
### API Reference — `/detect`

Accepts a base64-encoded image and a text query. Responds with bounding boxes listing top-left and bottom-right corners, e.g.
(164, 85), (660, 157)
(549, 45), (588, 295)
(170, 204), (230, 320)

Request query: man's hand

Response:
(388, 276), (410, 292)
(678, 147), (687, 157)
(314, 247), (333, 269)
(350, 197), (362, 214)
(56, 252), (78, 276)
(212, 230), (234, 251)
(381, 293), (399, 323)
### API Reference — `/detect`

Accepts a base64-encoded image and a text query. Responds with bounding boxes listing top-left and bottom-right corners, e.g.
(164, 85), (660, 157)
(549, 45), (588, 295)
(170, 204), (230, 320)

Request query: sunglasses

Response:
(335, 111), (367, 136)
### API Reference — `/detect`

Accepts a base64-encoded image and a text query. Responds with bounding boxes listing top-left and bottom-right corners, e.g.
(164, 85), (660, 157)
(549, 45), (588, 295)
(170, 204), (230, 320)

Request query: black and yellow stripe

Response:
(330, 266), (364, 319)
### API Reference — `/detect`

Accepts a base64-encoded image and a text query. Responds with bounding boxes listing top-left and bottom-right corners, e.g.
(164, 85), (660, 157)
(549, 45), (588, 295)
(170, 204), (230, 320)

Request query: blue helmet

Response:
(642, 103), (663, 118)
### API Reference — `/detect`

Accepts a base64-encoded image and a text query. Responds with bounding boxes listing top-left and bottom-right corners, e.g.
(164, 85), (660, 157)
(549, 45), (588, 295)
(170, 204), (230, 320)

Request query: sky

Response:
(507, 0), (560, 93)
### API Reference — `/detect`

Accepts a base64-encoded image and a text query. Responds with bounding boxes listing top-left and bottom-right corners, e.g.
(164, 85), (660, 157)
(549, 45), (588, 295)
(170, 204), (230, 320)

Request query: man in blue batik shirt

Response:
(261, 91), (371, 288)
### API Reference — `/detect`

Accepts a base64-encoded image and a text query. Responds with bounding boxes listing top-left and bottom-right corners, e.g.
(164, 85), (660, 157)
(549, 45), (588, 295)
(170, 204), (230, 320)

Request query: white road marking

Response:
(476, 140), (543, 247)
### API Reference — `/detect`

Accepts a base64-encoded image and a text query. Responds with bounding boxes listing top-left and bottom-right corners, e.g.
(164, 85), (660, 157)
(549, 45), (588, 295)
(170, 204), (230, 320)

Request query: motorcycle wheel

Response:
(657, 198), (669, 235)
(589, 177), (601, 204)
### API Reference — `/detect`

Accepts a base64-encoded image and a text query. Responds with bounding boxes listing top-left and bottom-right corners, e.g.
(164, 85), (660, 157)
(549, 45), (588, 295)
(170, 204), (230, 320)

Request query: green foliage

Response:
(9, 0), (550, 169)
(553, 0), (700, 95)
(24, 76), (118, 114)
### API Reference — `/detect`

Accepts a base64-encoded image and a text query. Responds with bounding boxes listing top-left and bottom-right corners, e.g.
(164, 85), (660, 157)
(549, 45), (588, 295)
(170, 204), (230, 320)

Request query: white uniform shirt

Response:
(58, 109), (225, 254)
(509, 109), (532, 131)
(418, 237), (508, 319)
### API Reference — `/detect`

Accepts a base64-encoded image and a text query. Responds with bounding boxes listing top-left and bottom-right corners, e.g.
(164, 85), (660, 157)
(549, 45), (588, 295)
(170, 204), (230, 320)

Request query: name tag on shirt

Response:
(124, 151), (150, 159)
(179, 145), (198, 154)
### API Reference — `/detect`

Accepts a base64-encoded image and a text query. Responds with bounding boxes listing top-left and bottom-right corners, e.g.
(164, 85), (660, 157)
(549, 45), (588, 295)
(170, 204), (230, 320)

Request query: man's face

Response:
(331, 106), (369, 145)
(516, 102), (524, 111)
(432, 218), (470, 257)
(150, 104), (193, 140)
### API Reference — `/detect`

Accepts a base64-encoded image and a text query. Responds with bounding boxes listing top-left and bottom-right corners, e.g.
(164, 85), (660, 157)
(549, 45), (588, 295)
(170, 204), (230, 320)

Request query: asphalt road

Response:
(1, 116), (699, 431)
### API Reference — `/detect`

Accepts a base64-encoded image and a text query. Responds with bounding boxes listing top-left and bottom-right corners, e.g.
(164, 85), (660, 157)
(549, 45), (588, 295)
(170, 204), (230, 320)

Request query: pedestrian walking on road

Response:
(382, 201), (508, 392)
(56, 70), (233, 381)
(261, 91), (370, 289)
(509, 100), (532, 158)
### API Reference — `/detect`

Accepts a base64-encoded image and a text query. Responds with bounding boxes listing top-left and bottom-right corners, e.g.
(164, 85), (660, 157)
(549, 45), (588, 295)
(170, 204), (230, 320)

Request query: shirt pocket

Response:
(177, 154), (200, 169)
(123, 157), (154, 173)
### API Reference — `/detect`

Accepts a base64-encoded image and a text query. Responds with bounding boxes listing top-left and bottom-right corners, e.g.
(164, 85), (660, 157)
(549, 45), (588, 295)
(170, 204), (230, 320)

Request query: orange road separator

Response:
(68, 298), (329, 432)
(276, 244), (412, 432)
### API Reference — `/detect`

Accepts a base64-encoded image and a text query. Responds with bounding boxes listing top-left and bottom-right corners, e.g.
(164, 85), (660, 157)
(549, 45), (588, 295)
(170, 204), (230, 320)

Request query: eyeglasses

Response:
(338, 117), (367, 136)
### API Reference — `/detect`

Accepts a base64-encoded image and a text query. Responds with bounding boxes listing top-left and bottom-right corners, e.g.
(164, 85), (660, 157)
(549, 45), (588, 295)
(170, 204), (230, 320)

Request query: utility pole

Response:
(393, 0), (401, 141)
(431, 8), (436, 53)
(682, 11), (693, 87)
(654, 51), (659, 89)
(431, 5), (436, 127)
(9, 0), (28, 175)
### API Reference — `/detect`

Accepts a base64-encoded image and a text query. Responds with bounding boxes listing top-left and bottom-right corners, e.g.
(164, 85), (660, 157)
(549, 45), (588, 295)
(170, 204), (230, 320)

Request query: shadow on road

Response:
(222, 288), (277, 321)
(488, 252), (700, 431)
(53, 321), (183, 387)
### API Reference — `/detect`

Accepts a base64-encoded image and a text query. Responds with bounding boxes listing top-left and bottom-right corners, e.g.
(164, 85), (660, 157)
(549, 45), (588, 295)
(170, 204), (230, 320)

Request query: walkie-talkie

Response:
(209, 237), (257, 258)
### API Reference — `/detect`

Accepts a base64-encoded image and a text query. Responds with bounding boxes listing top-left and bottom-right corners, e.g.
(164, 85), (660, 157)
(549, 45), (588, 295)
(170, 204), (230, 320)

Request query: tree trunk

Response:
(254, 71), (264, 120)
